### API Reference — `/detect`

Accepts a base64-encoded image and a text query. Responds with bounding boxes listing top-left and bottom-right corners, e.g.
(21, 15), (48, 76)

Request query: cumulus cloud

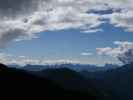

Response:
(102, 0), (133, 32)
(0, 0), (102, 47)
(97, 41), (133, 64)
(105, 11), (133, 32)
(0, 0), (133, 47)
(1, 0), (133, 65)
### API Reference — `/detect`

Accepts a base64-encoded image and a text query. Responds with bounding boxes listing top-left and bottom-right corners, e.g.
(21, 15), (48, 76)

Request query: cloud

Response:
(0, 53), (12, 64)
(96, 47), (114, 56)
(0, 0), (103, 47)
(0, 53), (41, 65)
(97, 41), (133, 64)
(80, 52), (93, 56)
(105, 11), (133, 32)
(101, 0), (133, 32)
(0, 53), (81, 66)
(0, 0), (133, 47)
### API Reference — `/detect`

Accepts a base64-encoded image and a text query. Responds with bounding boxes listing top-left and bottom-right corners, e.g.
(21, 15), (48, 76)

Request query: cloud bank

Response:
(97, 41), (133, 64)
(0, 0), (133, 47)
(0, 53), (81, 66)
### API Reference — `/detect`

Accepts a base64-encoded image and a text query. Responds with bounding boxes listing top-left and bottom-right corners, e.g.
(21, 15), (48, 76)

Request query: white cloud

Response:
(97, 47), (114, 56)
(97, 41), (133, 57)
(0, 0), (133, 47)
(80, 52), (93, 56)
(1, 0), (133, 65)
(83, 29), (103, 33)
(107, 12), (133, 32)
(96, 41), (133, 64)
(0, 0), (103, 47)
(0, 53), (82, 66)
(0, 53), (12, 64)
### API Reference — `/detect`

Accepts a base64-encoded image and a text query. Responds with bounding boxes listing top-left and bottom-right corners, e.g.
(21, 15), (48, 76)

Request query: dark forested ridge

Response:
(1, 62), (133, 100)
(98, 63), (133, 100)
(81, 63), (133, 100)
(0, 63), (108, 99)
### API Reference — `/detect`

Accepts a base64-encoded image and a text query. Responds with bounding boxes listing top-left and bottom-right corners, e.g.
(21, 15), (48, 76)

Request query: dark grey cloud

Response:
(0, 0), (38, 18)
(0, 29), (25, 47)
(117, 49), (133, 64)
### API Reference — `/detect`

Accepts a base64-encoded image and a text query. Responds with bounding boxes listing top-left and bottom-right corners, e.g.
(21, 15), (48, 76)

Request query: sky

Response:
(0, 0), (133, 66)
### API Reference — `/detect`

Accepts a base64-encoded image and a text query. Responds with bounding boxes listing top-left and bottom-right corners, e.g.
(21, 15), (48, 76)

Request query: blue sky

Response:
(0, 0), (133, 65)
(2, 23), (133, 65)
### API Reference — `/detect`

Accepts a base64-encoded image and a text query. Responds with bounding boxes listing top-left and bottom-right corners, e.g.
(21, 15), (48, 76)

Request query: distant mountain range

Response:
(81, 63), (133, 100)
(0, 63), (109, 99)
(1, 62), (133, 99)
(13, 63), (120, 72)
(21, 62), (133, 100)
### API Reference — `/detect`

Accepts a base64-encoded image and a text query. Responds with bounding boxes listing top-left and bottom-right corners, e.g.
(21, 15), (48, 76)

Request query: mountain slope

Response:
(35, 68), (113, 100)
(101, 63), (133, 100)
(0, 63), (105, 99)
(81, 63), (133, 100)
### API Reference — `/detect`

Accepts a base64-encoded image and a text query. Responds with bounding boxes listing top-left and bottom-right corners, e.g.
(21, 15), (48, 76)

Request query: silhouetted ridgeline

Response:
(0, 63), (109, 99)
(81, 62), (133, 100)
(1, 62), (133, 100)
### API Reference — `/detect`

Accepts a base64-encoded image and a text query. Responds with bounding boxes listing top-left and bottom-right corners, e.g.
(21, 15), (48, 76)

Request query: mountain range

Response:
(1, 62), (133, 99)
(17, 63), (120, 72)
(23, 62), (133, 100)
(0, 63), (108, 99)
(81, 63), (133, 100)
